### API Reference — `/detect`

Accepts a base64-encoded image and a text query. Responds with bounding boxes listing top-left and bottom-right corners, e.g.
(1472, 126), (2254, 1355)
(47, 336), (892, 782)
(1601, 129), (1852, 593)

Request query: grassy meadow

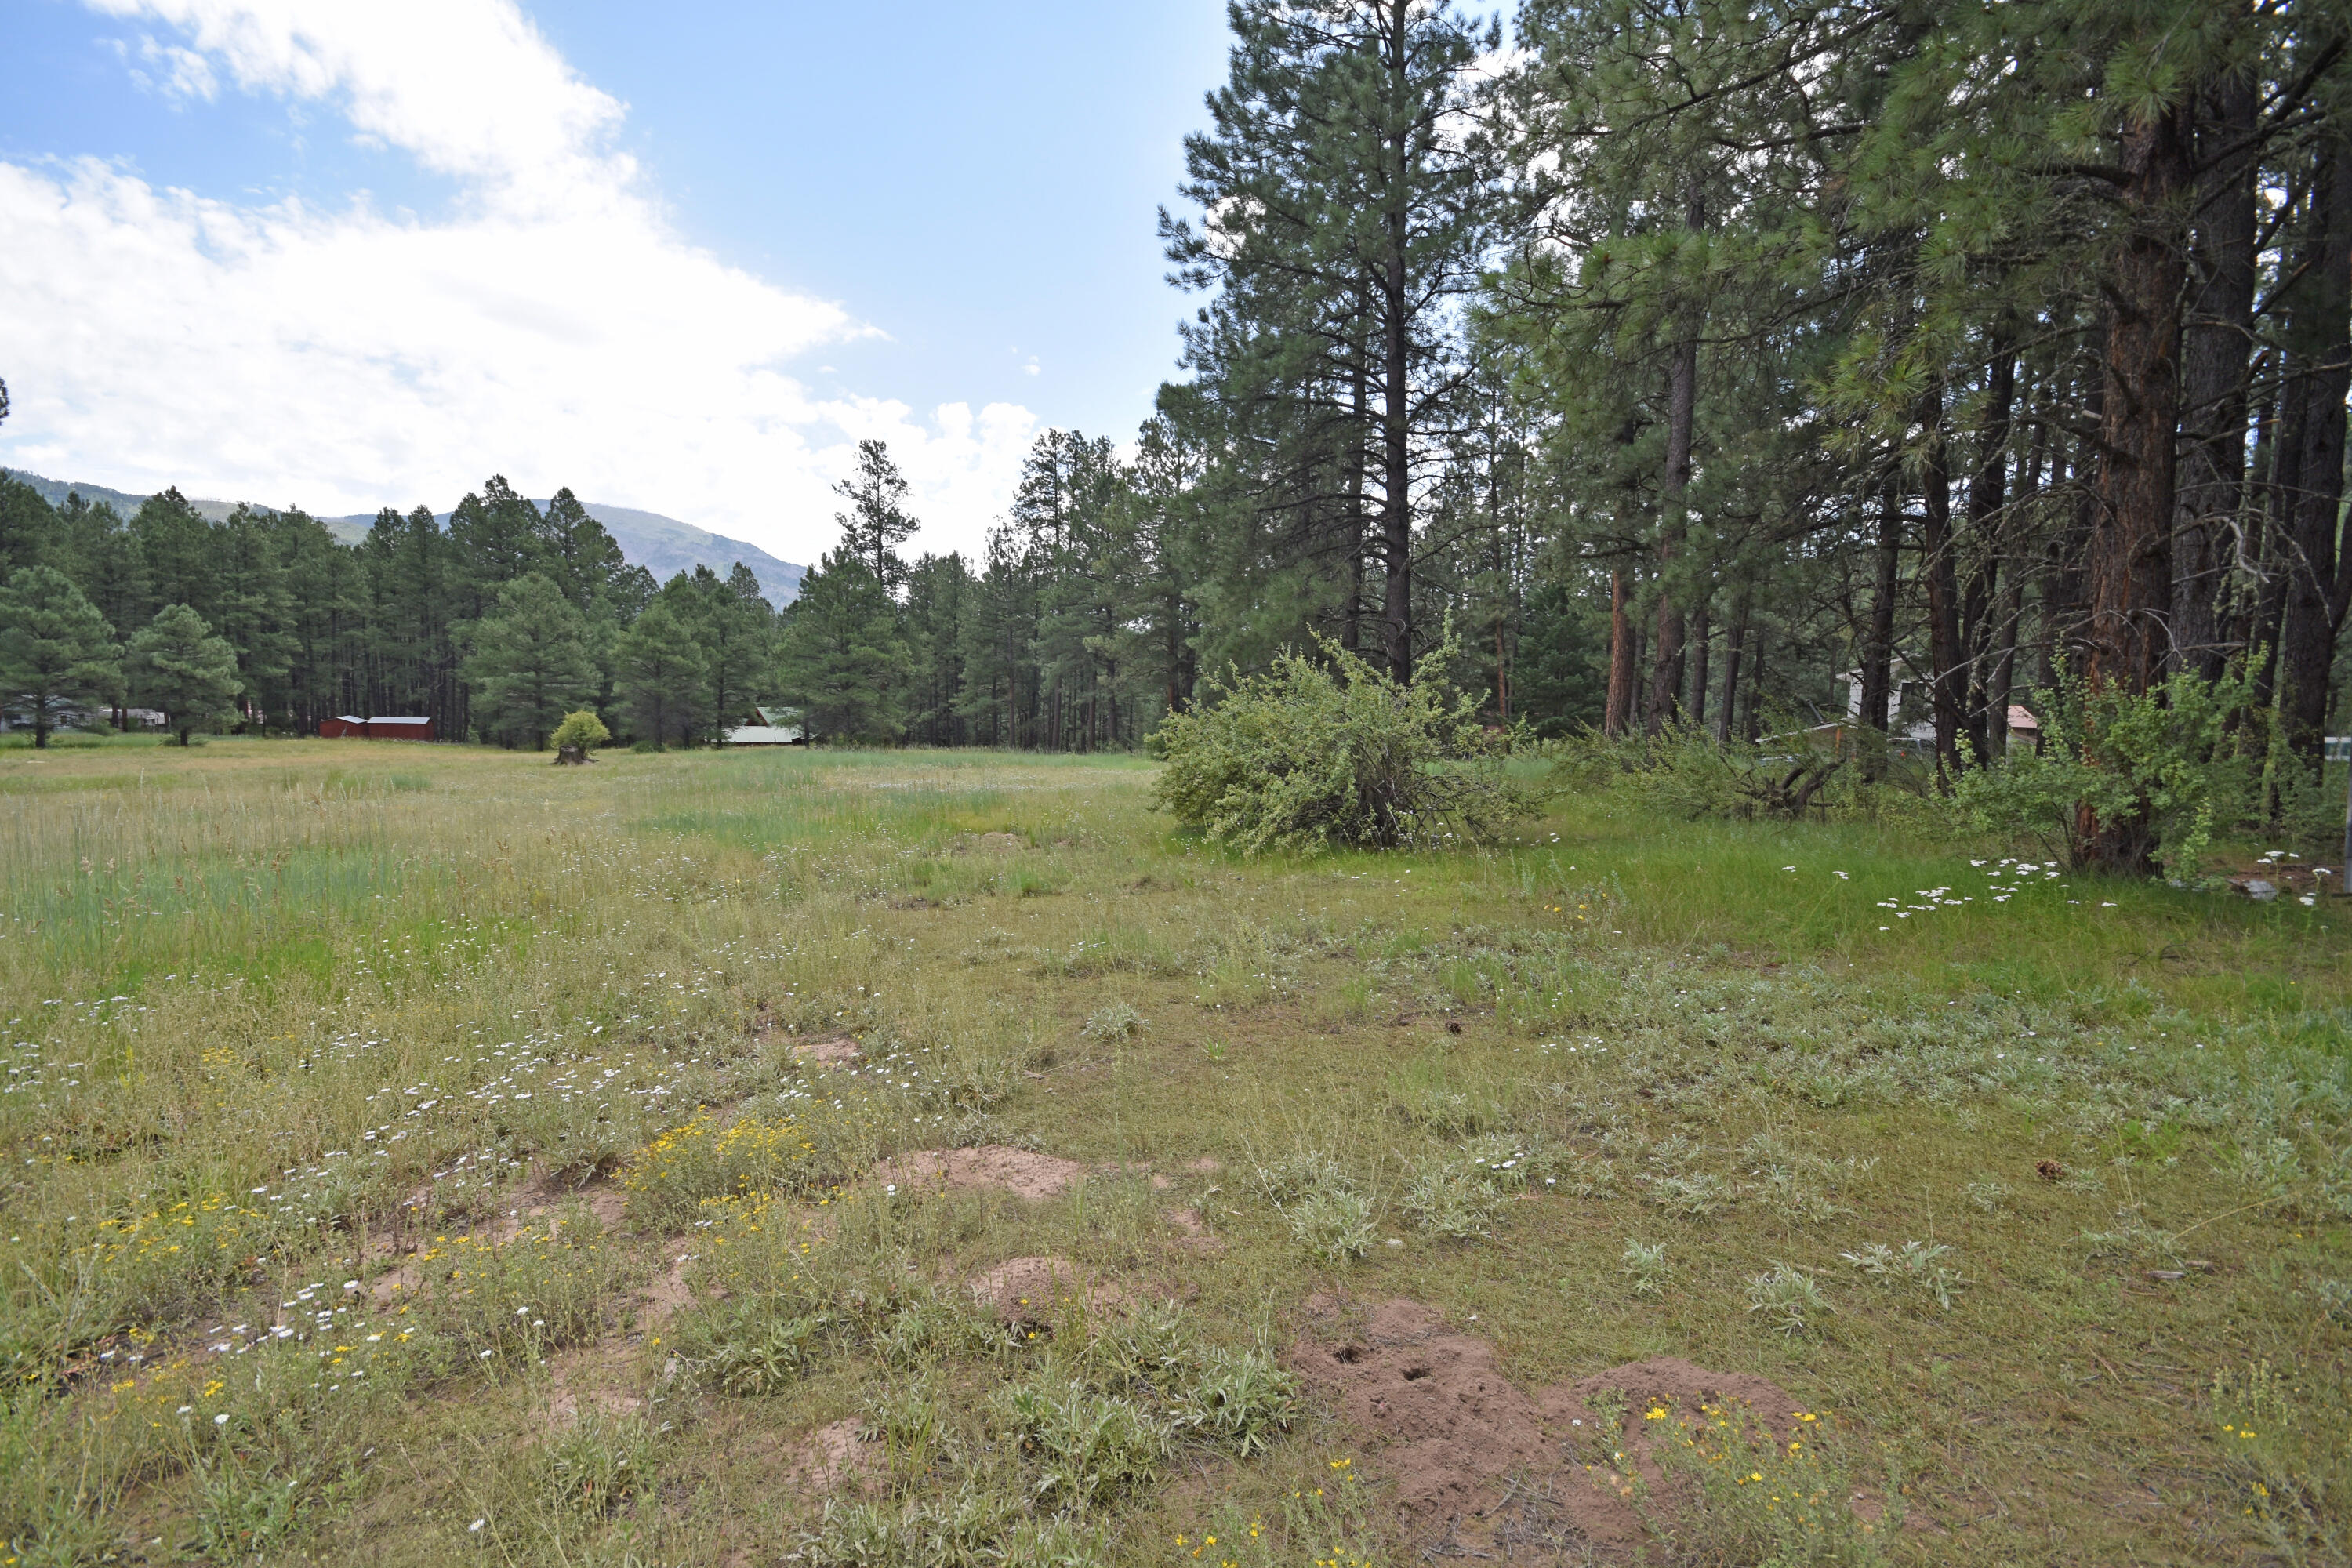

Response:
(2, 735), (2348, 1566)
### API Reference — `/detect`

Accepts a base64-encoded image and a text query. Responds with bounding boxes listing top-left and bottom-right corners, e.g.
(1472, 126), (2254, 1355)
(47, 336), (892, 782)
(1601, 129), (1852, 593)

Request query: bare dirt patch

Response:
(546, 1344), (647, 1428)
(873, 1145), (1085, 1200)
(1167, 1207), (1225, 1254)
(1290, 1298), (1804, 1563)
(967, 1255), (1102, 1324)
(791, 1034), (862, 1066)
(786, 1417), (882, 1497)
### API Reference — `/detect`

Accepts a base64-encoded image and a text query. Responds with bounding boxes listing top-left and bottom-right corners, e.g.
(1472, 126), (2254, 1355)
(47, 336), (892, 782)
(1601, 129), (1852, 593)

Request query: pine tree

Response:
(536, 488), (634, 612)
(0, 565), (123, 746)
(464, 572), (597, 749)
(130, 603), (241, 746)
(447, 476), (543, 621)
(773, 548), (909, 743)
(1166, 0), (1504, 680)
(661, 564), (772, 731)
(833, 440), (920, 593)
(0, 475), (64, 575)
(611, 601), (709, 748)
(903, 551), (972, 745)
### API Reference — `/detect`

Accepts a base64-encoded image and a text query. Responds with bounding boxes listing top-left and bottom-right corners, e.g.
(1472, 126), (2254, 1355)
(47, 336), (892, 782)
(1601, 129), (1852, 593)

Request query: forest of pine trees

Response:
(3, 0), (2350, 842)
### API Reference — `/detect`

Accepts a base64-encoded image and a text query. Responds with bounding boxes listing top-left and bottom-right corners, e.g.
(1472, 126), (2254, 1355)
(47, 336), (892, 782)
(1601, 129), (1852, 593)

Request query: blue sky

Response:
(0, 0), (1234, 561)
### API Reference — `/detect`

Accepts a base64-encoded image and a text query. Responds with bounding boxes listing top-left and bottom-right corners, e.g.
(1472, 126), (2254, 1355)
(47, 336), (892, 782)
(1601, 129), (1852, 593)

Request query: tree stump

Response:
(554, 744), (593, 766)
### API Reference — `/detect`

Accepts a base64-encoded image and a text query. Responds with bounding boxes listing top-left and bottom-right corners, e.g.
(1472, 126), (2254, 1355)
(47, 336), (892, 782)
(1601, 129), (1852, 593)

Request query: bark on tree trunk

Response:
(1686, 597), (1711, 731)
(1341, 290), (1370, 657)
(1860, 465), (1904, 775)
(1919, 385), (1965, 785)
(1716, 590), (1750, 744)
(1962, 334), (2017, 765)
(1740, 622), (1766, 741)
(1606, 569), (1635, 738)
(2172, 74), (2260, 681)
(1988, 426), (2046, 760)
(2278, 136), (2352, 768)
(2085, 101), (2193, 704)
(2249, 354), (2299, 711)
(1646, 196), (1704, 734)
(1377, 9), (1414, 684)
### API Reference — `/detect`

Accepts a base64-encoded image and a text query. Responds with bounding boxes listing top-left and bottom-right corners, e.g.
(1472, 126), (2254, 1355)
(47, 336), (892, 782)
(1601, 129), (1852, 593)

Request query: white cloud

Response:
(0, 0), (1035, 562)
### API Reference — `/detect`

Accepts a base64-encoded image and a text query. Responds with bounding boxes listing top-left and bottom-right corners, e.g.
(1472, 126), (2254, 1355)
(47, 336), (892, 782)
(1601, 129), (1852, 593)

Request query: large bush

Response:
(1953, 668), (2256, 874)
(1151, 635), (1536, 853)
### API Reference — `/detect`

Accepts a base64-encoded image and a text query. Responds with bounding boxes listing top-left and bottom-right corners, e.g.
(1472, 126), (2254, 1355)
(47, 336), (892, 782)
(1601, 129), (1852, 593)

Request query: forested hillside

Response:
(0, 472), (774, 750)
(2, 0), (2349, 822)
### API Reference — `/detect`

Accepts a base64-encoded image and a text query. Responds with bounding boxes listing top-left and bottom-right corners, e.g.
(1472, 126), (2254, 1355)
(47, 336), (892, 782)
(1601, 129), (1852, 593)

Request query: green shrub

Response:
(1952, 666), (2256, 873)
(623, 1113), (822, 1225)
(1171, 1347), (1299, 1456)
(1151, 631), (1536, 854)
(1403, 1161), (1507, 1240)
(549, 710), (611, 752)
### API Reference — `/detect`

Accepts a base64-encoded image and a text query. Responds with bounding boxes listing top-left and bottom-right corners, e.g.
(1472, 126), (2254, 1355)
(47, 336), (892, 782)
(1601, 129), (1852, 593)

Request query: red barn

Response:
(319, 715), (436, 740)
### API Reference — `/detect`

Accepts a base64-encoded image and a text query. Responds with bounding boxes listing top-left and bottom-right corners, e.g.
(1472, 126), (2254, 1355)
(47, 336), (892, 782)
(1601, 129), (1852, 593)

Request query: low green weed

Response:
(1621, 1239), (1671, 1299)
(1744, 1263), (1830, 1335)
(1649, 1399), (1886, 1566)
(2209, 1357), (2352, 1566)
(1285, 1189), (1378, 1263)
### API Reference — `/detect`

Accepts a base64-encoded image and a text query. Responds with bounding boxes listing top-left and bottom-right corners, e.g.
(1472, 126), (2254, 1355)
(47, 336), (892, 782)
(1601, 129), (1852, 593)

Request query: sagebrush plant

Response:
(1284, 1188), (1378, 1263)
(1079, 1001), (1145, 1042)
(1745, 1263), (1830, 1335)
(1403, 1158), (1508, 1240)
(1151, 627), (1538, 853)
(1621, 1240), (1671, 1299)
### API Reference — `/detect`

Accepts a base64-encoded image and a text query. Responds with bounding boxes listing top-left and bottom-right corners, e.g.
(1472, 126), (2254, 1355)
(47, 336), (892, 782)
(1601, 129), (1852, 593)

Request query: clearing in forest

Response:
(1, 739), (2347, 1566)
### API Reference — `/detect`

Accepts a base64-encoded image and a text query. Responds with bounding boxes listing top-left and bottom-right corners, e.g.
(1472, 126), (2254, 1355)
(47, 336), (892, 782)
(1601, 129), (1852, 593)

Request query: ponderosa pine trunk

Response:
(1962, 335), (2017, 764)
(1918, 385), (1965, 785)
(1859, 465), (1903, 774)
(1646, 191), (1704, 734)
(1716, 590), (1750, 744)
(2172, 74), (2260, 681)
(1377, 6), (1415, 684)
(2085, 102), (2192, 705)
(1606, 569), (1636, 737)
(1686, 596), (1711, 730)
(2278, 136), (2352, 768)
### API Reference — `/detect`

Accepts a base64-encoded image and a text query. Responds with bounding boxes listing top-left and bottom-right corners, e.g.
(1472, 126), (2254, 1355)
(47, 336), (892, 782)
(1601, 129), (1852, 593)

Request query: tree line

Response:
(5, 0), (2350, 868)
(0, 472), (775, 750)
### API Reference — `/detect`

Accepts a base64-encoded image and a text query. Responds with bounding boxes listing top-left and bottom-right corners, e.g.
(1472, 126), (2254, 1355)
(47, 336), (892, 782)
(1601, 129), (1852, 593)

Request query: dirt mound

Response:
(791, 1035), (861, 1066)
(975, 832), (1025, 851)
(1290, 1298), (1803, 1563)
(786, 1417), (881, 1497)
(873, 1145), (1085, 1200)
(968, 1255), (1098, 1324)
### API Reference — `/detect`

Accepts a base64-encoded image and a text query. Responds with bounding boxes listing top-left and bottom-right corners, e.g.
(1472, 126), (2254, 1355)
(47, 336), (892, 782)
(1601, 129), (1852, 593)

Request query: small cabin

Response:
(725, 706), (807, 746)
(319, 715), (436, 740)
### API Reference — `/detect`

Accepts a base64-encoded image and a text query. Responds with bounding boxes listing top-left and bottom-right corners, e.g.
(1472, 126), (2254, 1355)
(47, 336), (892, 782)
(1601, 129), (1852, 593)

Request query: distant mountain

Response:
(4, 470), (803, 606)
